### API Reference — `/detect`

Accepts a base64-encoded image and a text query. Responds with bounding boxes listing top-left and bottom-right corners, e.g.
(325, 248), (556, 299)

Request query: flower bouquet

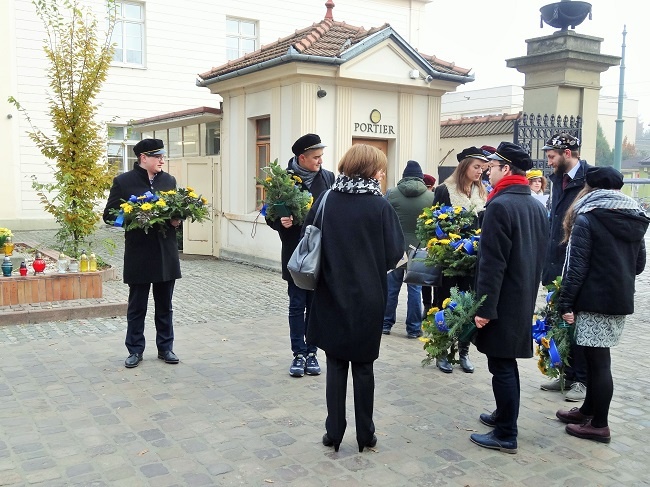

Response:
(110, 187), (210, 234)
(534, 277), (573, 384)
(420, 287), (486, 366)
(415, 204), (480, 278)
(257, 159), (313, 226)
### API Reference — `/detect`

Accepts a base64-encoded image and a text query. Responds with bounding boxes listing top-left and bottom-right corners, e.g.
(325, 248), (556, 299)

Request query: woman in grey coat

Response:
(305, 144), (404, 453)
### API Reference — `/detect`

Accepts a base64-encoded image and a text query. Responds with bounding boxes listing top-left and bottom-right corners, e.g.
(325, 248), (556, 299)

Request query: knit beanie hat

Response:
(402, 160), (424, 179)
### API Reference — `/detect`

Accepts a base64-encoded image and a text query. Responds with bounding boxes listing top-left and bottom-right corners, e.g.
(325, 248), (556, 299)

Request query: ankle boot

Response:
(422, 304), (431, 321)
(458, 342), (474, 373)
(436, 356), (453, 373)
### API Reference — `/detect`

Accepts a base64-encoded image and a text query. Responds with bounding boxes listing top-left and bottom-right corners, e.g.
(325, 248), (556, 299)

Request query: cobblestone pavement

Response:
(0, 229), (648, 486)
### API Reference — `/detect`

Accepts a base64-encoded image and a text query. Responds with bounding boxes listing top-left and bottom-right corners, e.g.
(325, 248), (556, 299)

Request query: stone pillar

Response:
(506, 31), (620, 163)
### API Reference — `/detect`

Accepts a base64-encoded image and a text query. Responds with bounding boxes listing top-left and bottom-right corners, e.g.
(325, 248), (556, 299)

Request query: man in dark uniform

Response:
(471, 142), (548, 454)
(103, 139), (182, 368)
(540, 133), (590, 402)
(266, 134), (334, 377)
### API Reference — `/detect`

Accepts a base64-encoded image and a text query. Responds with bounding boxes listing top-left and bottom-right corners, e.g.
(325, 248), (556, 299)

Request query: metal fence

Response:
(513, 113), (582, 176)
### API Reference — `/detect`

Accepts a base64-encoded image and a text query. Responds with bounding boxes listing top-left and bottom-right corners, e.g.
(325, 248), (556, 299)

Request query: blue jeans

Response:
(287, 281), (317, 357)
(383, 267), (422, 335)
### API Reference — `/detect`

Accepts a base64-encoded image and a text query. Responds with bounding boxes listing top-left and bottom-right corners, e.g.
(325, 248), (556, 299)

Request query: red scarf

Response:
(487, 175), (529, 201)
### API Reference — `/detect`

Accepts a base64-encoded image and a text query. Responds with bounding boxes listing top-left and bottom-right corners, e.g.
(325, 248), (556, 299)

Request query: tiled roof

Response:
(199, 19), (470, 81)
(441, 113), (521, 138)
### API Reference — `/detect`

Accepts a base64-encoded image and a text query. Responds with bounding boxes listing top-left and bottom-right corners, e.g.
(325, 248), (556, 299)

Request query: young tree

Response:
(8, 0), (117, 257)
(595, 121), (613, 166)
(622, 136), (637, 161)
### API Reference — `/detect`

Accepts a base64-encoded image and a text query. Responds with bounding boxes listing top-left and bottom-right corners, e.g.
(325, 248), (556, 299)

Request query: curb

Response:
(0, 301), (127, 326)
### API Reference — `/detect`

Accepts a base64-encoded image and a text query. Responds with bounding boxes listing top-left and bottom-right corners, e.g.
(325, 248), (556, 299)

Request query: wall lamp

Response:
(317, 86), (327, 98)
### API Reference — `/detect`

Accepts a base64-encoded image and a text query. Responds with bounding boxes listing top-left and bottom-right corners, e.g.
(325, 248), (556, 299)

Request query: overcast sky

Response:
(423, 0), (648, 126)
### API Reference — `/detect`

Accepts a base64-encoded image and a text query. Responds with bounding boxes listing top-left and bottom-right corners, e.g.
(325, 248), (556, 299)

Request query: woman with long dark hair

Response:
(556, 166), (648, 443)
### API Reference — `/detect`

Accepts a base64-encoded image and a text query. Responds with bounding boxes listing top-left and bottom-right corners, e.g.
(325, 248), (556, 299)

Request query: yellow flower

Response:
(120, 203), (133, 213)
(419, 212), (427, 218)
(541, 337), (550, 349)
(442, 298), (451, 309)
(293, 175), (303, 183)
(454, 206), (462, 214)
(537, 358), (547, 374)
(439, 239), (451, 245)
(188, 191), (198, 198)
(475, 228), (482, 235)
(166, 190), (177, 195)
(140, 203), (153, 211)
(265, 177), (272, 183)
(186, 186), (194, 192)
(427, 238), (438, 248)
(448, 232), (461, 240)
(418, 336), (428, 343)
(201, 197), (208, 205)
(425, 219), (434, 225)
(155, 200), (166, 207)
(427, 307), (439, 316)
(137, 195), (147, 200)
(438, 213), (448, 220)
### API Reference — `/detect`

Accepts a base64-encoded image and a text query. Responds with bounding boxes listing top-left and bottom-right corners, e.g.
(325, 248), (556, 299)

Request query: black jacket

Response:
(305, 190), (404, 362)
(103, 164), (181, 285)
(542, 160), (590, 285)
(266, 160), (334, 282)
(474, 184), (548, 358)
(559, 208), (648, 316)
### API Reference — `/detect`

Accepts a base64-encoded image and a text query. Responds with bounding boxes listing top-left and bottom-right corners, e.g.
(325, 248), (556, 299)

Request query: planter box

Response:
(0, 272), (103, 306)
(0, 241), (118, 306)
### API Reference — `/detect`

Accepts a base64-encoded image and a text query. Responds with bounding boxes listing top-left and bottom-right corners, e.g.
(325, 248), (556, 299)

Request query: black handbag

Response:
(403, 247), (443, 287)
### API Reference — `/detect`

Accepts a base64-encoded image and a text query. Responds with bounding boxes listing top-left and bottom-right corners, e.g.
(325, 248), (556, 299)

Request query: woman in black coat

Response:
(556, 167), (648, 443)
(305, 144), (404, 453)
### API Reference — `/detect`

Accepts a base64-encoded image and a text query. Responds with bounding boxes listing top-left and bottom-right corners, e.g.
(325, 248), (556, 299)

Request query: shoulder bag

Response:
(287, 190), (331, 290)
(403, 245), (443, 287)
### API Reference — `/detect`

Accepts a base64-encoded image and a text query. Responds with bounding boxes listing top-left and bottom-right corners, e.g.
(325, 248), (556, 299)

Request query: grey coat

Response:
(474, 185), (549, 358)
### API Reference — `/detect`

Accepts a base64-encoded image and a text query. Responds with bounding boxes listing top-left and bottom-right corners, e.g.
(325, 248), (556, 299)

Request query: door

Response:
(352, 138), (389, 193)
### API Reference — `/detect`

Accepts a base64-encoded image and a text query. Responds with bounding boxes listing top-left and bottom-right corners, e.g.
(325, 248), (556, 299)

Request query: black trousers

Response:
(126, 280), (176, 354)
(325, 355), (375, 444)
(487, 356), (520, 441)
(564, 343), (588, 384)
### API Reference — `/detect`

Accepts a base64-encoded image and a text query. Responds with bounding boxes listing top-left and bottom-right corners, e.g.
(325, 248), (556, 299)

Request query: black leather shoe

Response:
(470, 431), (517, 454)
(322, 433), (341, 452)
(125, 353), (142, 368)
(157, 350), (179, 364)
(436, 357), (453, 373)
(479, 411), (497, 427)
(358, 434), (377, 452)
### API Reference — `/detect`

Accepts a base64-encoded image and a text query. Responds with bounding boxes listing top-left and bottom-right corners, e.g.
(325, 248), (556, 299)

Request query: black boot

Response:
(422, 304), (431, 321)
(459, 342), (474, 373)
(436, 356), (453, 373)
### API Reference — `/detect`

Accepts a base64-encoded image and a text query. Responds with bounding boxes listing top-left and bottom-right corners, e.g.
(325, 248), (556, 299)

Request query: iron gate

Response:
(513, 113), (582, 176)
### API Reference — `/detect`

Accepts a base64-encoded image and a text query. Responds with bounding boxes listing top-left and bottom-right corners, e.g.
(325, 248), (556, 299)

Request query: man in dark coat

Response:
(540, 133), (590, 401)
(266, 134), (334, 378)
(103, 139), (182, 369)
(383, 160), (433, 338)
(471, 142), (548, 454)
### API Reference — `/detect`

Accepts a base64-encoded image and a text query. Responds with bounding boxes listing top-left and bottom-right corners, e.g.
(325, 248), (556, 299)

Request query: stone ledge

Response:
(0, 302), (127, 326)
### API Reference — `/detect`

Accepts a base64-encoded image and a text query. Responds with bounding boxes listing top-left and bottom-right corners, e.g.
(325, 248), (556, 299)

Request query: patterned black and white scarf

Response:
(332, 174), (383, 196)
(573, 189), (643, 215)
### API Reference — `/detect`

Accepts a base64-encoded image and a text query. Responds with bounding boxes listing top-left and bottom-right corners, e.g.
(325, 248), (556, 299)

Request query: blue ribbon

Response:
(546, 291), (554, 304)
(435, 224), (447, 239)
(532, 317), (549, 344)
(549, 338), (562, 367)
(113, 210), (124, 227)
(260, 203), (267, 217)
(434, 310), (449, 332)
(450, 238), (477, 255)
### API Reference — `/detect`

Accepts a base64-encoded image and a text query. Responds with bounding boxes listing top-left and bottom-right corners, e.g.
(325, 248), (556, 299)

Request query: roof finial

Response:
(325, 0), (335, 20)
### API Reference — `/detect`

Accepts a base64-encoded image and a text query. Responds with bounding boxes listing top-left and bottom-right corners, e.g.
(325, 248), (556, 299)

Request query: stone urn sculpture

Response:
(540, 0), (592, 31)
